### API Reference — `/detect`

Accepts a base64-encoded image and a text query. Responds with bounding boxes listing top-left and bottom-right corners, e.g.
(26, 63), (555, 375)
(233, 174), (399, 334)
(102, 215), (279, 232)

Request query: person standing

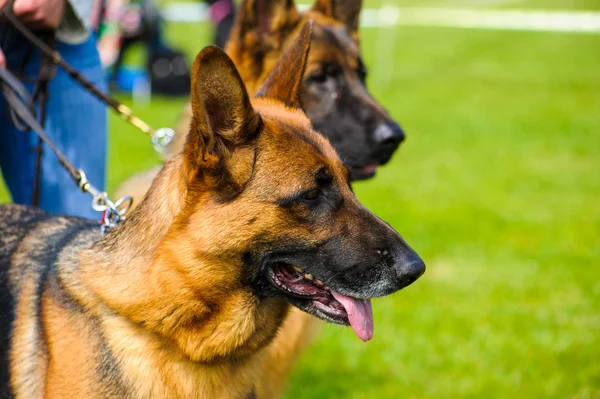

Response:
(206, 0), (235, 48)
(0, 0), (107, 219)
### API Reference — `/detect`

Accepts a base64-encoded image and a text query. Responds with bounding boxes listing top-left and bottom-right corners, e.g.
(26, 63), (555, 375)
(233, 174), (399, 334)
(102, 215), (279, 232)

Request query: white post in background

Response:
(373, 5), (401, 86)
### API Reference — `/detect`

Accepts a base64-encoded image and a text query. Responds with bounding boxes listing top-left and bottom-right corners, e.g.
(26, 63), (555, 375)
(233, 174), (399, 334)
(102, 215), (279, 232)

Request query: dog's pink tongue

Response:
(331, 291), (374, 342)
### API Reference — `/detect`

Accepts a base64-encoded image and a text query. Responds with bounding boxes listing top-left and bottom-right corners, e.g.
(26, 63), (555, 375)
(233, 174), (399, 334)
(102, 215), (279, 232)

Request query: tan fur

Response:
(43, 279), (99, 399)
(257, 308), (322, 399)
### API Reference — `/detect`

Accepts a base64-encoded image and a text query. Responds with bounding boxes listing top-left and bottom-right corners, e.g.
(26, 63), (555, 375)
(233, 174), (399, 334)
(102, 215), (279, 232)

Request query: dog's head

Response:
(227, 0), (404, 180)
(174, 22), (423, 343)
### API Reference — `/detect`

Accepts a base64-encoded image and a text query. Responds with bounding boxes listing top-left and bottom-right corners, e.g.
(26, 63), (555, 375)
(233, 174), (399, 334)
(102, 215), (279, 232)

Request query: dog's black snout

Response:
(374, 122), (405, 163)
(393, 251), (425, 289)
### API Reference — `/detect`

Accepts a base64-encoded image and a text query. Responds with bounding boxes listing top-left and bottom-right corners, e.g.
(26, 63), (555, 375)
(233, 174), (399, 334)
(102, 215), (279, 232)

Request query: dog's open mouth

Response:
(267, 263), (374, 341)
(351, 164), (379, 180)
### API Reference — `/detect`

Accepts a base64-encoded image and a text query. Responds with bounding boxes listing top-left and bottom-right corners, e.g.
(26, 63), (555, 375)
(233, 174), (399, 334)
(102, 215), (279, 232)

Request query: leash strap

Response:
(0, 0), (175, 154)
(1, 67), (83, 188)
(30, 34), (57, 206)
(0, 67), (132, 233)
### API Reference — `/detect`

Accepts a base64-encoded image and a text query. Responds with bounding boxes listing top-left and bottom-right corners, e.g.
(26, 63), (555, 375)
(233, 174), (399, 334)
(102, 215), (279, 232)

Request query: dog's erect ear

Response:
(232, 0), (300, 39)
(256, 21), (312, 108)
(312, 0), (362, 34)
(185, 46), (261, 193)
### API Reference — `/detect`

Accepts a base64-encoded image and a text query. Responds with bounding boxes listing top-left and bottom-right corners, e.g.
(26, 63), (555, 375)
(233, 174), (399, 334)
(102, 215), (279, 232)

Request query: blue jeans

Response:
(0, 30), (107, 219)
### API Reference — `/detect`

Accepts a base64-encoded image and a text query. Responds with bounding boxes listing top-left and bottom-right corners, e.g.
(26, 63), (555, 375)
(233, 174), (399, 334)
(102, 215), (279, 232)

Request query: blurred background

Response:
(1, 0), (599, 397)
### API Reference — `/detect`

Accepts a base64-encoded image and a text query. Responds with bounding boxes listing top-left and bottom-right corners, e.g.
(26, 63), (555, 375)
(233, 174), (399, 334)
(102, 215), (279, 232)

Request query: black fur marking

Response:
(95, 334), (132, 398)
(274, 169), (341, 221)
(35, 223), (90, 363)
(0, 205), (110, 397)
(0, 206), (51, 398)
(0, 253), (16, 398)
(315, 25), (346, 50)
(275, 167), (332, 207)
(53, 266), (131, 398)
(51, 225), (132, 398)
(34, 267), (51, 375)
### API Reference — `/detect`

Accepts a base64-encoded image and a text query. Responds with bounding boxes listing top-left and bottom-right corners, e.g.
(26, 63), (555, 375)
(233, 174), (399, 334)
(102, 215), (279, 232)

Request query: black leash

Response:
(0, 0), (175, 153)
(30, 33), (56, 206)
(1, 68), (85, 185)
(3, 29), (57, 206)
(0, 67), (132, 233)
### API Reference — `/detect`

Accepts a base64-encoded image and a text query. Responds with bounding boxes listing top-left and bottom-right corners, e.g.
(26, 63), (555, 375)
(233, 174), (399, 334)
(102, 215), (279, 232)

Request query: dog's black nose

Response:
(374, 122), (405, 163)
(393, 251), (425, 289)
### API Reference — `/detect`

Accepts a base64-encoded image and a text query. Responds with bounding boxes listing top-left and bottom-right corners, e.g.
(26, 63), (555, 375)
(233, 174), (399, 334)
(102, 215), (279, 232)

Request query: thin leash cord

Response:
(0, 67), (133, 232)
(30, 35), (56, 206)
(0, 0), (174, 153)
(0, 67), (85, 187)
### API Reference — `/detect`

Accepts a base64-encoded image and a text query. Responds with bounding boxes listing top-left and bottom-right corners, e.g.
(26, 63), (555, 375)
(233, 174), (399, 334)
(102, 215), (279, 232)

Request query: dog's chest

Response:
(102, 314), (265, 399)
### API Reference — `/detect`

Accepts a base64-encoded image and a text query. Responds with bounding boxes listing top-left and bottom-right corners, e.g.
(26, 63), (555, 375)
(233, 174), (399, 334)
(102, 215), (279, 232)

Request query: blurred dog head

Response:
(227, 0), (405, 180)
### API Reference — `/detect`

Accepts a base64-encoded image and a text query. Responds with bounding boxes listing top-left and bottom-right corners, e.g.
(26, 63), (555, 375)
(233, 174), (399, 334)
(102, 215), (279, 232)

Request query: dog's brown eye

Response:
(308, 64), (340, 84)
(308, 71), (328, 84)
(302, 189), (322, 201)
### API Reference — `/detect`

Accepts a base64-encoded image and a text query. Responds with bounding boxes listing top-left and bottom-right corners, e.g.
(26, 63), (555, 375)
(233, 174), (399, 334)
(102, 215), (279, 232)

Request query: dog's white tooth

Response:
(315, 279), (324, 286)
(293, 266), (304, 273)
(304, 273), (313, 280)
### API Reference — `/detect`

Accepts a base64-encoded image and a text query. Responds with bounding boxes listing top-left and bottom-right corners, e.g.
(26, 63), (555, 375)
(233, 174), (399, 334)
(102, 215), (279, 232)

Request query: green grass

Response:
(284, 25), (600, 398)
(2, 2), (599, 398)
(361, 0), (600, 10)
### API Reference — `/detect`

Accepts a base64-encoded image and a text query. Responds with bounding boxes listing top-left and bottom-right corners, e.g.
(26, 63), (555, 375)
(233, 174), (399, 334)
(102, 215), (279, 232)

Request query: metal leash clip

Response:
(99, 196), (133, 235)
(78, 170), (133, 235)
(151, 127), (176, 154)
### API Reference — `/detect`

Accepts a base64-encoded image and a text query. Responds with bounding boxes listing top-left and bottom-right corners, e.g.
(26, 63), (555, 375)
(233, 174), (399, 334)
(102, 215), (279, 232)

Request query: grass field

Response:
(1, 1), (599, 397)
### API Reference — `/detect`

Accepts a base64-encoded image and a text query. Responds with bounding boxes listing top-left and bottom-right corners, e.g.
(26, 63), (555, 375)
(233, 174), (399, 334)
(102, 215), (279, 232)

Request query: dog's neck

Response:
(78, 156), (289, 364)
(103, 156), (187, 261)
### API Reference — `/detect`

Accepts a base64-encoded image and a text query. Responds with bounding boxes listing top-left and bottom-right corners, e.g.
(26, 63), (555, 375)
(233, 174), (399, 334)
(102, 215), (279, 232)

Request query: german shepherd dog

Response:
(0, 24), (424, 398)
(114, 1), (411, 397)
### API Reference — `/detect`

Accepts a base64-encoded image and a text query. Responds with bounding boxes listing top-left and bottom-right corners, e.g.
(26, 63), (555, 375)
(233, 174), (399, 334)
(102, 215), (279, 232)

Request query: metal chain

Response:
(78, 171), (133, 234)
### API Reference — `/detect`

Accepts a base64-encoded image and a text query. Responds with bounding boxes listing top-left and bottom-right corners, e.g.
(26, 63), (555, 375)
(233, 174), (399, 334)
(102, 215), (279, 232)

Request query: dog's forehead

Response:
(307, 21), (360, 68)
(252, 100), (346, 177)
(257, 106), (332, 156)
(253, 99), (312, 131)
